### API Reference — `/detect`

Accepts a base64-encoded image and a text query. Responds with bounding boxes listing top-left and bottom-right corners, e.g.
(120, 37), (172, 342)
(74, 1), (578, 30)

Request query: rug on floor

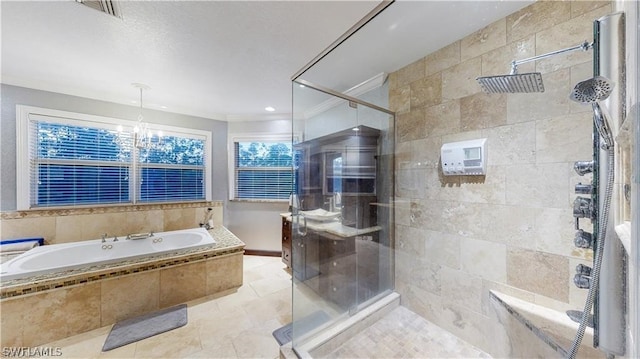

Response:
(102, 304), (188, 351)
(272, 310), (331, 345)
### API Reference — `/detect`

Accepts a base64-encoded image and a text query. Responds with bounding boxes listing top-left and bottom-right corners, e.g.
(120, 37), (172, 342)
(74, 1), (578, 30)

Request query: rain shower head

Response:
(477, 41), (592, 95)
(476, 72), (544, 94)
(569, 76), (614, 103)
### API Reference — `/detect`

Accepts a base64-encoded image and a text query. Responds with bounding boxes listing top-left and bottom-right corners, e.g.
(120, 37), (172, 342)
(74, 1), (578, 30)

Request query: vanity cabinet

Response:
(281, 210), (382, 310)
(281, 215), (320, 284)
(292, 231), (319, 283)
(317, 232), (380, 310)
(317, 235), (357, 310)
(281, 217), (291, 267)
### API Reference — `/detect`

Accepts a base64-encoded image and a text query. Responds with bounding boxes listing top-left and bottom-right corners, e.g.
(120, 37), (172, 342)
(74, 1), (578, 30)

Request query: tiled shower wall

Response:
(0, 202), (223, 244)
(390, 1), (612, 354)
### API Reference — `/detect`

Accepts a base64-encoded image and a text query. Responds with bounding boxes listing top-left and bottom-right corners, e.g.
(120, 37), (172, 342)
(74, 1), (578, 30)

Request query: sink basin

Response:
(300, 208), (341, 222)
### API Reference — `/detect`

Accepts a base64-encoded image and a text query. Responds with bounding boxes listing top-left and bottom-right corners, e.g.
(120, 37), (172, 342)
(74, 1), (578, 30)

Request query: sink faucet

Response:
(324, 197), (335, 212)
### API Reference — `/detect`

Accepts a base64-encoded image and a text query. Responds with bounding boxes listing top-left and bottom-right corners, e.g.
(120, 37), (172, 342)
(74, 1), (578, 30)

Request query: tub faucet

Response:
(101, 233), (107, 243)
(200, 207), (214, 229)
(126, 232), (153, 240)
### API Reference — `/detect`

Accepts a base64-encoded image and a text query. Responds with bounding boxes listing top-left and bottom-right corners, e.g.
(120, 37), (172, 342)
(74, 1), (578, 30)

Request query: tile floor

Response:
(319, 306), (490, 358)
(41, 255), (489, 359)
(42, 255), (292, 358)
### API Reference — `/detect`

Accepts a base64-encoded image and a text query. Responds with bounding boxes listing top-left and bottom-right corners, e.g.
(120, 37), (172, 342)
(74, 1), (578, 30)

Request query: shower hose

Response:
(567, 144), (615, 359)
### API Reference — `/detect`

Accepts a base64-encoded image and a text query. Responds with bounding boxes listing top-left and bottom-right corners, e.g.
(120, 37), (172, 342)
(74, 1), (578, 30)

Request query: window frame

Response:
(16, 105), (212, 210)
(227, 133), (296, 202)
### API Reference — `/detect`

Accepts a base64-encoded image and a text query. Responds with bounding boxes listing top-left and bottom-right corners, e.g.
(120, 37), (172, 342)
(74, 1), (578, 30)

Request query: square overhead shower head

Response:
(476, 72), (544, 94)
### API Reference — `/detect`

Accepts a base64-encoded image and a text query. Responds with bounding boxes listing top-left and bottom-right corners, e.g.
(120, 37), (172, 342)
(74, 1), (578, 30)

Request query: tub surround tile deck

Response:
(0, 226), (245, 348)
(0, 201), (223, 220)
(30, 256), (290, 359)
(0, 226), (243, 298)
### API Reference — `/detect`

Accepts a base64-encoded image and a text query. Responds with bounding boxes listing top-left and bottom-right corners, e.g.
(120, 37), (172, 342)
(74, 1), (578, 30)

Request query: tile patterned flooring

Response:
(40, 255), (489, 359)
(320, 306), (490, 359)
(42, 255), (292, 358)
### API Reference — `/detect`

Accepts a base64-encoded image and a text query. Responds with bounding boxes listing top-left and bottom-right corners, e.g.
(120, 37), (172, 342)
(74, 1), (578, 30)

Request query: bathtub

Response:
(0, 227), (216, 282)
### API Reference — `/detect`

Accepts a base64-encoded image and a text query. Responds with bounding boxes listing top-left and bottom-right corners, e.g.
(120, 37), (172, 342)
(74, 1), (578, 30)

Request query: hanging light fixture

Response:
(130, 83), (162, 149)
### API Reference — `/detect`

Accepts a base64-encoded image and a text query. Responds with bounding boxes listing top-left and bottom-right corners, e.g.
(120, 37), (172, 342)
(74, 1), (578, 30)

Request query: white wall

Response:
(226, 119), (292, 252)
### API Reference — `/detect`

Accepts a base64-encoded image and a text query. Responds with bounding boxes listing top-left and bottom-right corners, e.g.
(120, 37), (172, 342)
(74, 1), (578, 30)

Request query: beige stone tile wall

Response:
(0, 202), (223, 245)
(391, 0), (612, 354)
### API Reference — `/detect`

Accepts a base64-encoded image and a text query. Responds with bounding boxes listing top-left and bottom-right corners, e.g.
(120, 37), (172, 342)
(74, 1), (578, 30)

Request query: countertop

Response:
(280, 212), (381, 239)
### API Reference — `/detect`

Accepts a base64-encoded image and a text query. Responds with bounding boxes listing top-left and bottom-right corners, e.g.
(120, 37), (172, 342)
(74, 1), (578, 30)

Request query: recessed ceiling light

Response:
(352, 127), (360, 131)
(265, 106), (275, 112)
(299, 84), (305, 88)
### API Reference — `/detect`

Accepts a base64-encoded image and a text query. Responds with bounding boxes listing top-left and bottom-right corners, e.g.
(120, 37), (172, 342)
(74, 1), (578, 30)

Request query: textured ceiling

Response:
(1, 1), (533, 122)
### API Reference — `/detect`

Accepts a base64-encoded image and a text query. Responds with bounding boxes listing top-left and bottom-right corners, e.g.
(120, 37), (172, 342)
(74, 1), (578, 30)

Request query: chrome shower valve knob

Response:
(573, 161), (594, 176)
(574, 230), (594, 249)
(573, 197), (594, 219)
(574, 183), (594, 195)
(574, 274), (591, 289)
(575, 264), (592, 276)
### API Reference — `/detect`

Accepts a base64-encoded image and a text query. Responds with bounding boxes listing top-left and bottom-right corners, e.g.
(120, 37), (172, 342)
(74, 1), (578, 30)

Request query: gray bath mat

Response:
(272, 310), (330, 345)
(102, 304), (188, 351)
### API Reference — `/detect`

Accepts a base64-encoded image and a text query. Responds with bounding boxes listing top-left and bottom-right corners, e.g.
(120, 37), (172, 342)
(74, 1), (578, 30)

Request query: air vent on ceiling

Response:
(75, 0), (122, 19)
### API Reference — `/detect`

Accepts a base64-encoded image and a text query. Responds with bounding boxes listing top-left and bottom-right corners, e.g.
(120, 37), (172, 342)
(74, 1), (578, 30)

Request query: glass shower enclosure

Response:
(289, 78), (395, 354)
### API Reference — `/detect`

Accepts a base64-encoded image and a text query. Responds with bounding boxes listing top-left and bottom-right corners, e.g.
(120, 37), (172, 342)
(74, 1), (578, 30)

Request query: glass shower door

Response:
(290, 79), (394, 354)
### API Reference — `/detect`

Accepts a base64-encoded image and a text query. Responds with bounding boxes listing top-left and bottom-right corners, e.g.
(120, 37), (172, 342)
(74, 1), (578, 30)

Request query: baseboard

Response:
(244, 249), (282, 257)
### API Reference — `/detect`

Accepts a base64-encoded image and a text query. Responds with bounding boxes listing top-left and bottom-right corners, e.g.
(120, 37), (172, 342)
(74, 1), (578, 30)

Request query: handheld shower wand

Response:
(567, 75), (615, 359)
(569, 76), (615, 148)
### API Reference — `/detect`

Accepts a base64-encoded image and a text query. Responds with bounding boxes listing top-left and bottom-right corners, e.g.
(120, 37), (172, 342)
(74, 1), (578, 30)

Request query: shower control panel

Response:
(440, 138), (487, 176)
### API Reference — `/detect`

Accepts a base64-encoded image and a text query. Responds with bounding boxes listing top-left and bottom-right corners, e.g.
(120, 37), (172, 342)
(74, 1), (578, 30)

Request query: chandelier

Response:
(126, 83), (163, 150)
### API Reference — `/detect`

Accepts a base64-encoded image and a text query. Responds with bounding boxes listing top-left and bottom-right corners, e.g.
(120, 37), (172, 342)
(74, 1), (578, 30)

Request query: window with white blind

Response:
(231, 138), (293, 200)
(16, 106), (211, 210)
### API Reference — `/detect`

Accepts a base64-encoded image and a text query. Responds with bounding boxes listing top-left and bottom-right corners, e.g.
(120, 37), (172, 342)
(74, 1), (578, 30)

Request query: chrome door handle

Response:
(295, 214), (308, 237)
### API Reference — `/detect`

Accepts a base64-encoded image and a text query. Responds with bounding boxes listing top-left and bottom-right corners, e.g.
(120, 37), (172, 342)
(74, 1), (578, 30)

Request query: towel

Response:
(0, 240), (39, 253)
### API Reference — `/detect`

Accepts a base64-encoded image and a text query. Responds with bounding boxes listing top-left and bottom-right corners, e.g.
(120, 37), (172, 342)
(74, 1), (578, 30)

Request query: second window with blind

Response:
(230, 137), (294, 201)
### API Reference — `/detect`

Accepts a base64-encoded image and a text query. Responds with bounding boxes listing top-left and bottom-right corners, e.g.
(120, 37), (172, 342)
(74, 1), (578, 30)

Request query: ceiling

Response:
(1, 1), (533, 122)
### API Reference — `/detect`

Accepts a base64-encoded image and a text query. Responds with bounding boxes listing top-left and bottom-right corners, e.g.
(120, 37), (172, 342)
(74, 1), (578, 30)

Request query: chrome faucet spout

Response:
(126, 232), (154, 240)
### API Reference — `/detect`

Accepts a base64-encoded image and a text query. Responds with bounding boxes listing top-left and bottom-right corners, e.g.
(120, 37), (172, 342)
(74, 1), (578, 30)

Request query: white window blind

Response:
(30, 116), (132, 207)
(234, 141), (293, 200)
(137, 135), (206, 203)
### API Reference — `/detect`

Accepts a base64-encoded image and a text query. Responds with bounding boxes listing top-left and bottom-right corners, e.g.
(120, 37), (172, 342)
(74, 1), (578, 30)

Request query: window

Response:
(230, 137), (293, 200)
(137, 135), (206, 202)
(34, 121), (131, 206)
(17, 106), (211, 209)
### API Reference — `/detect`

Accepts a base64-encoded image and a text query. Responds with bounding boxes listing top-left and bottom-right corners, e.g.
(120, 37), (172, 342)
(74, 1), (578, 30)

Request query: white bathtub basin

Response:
(0, 227), (216, 282)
